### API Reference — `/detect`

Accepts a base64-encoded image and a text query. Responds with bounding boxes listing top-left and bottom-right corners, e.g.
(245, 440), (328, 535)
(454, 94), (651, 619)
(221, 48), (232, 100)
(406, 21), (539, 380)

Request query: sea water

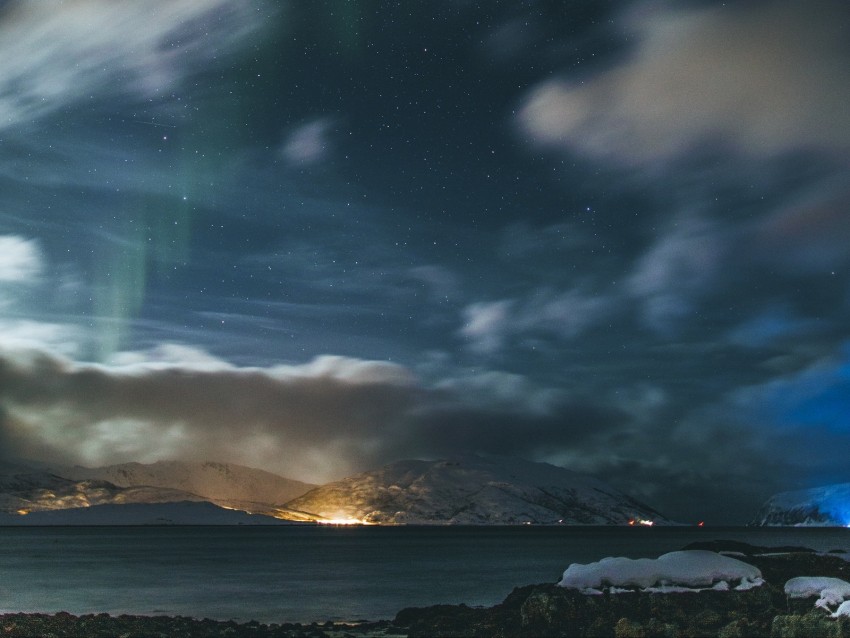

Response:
(0, 526), (848, 623)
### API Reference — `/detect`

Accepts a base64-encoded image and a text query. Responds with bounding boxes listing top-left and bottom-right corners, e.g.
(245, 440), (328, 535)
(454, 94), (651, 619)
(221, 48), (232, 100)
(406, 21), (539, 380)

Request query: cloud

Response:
(0, 348), (421, 481)
(474, 191), (847, 347)
(0, 344), (627, 488)
(107, 343), (235, 370)
(520, 287), (614, 340)
(0, 236), (42, 282)
(752, 187), (850, 275)
(620, 183), (850, 336)
(407, 265), (461, 303)
(398, 400), (627, 466)
(722, 347), (850, 436)
(272, 355), (418, 387)
(432, 369), (565, 416)
(499, 221), (589, 262)
(627, 215), (726, 332)
(727, 306), (822, 349)
(280, 118), (336, 165)
(0, 237), (83, 355)
(459, 300), (513, 354)
(0, 0), (267, 130)
(517, 0), (850, 165)
(459, 287), (617, 353)
(0, 321), (81, 356)
(637, 347), (850, 522)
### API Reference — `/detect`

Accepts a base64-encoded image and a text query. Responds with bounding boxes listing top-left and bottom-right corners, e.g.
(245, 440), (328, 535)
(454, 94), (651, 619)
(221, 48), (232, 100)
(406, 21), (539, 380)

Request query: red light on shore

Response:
(628, 519), (635, 526)
(697, 521), (704, 527)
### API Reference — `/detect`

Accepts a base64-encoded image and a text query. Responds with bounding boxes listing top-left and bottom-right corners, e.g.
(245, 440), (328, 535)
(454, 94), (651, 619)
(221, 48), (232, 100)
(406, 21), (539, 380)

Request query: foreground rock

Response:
(0, 613), (402, 638)
(4, 543), (850, 637)
(395, 584), (785, 637)
(393, 543), (850, 637)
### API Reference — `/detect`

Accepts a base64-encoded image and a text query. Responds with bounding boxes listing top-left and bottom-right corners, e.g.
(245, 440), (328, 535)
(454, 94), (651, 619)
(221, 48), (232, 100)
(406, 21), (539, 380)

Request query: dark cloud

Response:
(400, 401), (627, 462)
(0, 344), (822, 522)
(0, 347), (623, 482)
(752, 187), (850, 276)
(0, 404), (13, 463)
(0, 349), (420, 481)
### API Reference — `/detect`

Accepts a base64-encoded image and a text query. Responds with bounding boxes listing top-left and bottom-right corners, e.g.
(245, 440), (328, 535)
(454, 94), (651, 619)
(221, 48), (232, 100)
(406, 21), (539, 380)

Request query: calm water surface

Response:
(0, 526), (848, 623)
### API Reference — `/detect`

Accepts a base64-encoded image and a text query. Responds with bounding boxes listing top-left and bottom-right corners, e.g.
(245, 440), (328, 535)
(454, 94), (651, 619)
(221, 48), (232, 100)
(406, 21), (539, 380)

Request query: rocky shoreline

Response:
(0, 613), (405, 638)
(392, 541), (850, 637)
(3, 542), (850, 637)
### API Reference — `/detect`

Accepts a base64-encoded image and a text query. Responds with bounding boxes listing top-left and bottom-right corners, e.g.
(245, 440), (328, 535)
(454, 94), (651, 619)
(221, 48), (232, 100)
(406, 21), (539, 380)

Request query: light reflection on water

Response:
(0, 526), (848, 623)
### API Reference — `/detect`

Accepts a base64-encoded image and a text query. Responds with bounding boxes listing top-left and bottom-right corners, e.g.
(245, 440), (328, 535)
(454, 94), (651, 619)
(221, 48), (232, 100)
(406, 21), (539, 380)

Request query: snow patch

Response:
(832, 601), (850, 618)
(558, 550), (764, 594)
(785, 576), (850, 611)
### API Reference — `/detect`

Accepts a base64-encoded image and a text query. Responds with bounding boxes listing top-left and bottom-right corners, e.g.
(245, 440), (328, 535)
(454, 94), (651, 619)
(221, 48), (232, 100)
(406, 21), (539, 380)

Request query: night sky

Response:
(1, 0), (849, 523)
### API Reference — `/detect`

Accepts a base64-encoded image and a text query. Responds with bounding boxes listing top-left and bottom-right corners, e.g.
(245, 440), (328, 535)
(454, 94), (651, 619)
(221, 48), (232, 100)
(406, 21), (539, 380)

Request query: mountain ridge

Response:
(0, 462), (206, 514)
(0, 500), (298, 525)
(2, 456), (672, 525)
(57, 460), (316, 516)
(753, 482), (850, 526)
(284, 455), (671, 525)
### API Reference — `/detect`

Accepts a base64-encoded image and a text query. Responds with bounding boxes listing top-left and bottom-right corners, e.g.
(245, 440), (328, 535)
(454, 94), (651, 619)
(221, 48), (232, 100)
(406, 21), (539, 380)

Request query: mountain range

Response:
(753, 482), (850, 527)
(7, 456), (850, 525)
(286, 456), (670, 525)
(0, 455), (670, 526)
(0, 501), (298, 526)
(56, 460), (316, 519)
(0, 460), (204, 515)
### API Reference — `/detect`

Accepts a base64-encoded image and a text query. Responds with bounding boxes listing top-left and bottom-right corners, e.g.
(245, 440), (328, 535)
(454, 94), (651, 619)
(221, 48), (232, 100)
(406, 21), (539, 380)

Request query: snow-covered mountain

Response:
(1, 460), (314, 520)
(0, 461), (205, 514)
(284, 456), (670, 525)
(754, 483), (850, 526)
(2, 456), (671, 525)
(0, 501), (296, 525)
(56, 460), (316, 517)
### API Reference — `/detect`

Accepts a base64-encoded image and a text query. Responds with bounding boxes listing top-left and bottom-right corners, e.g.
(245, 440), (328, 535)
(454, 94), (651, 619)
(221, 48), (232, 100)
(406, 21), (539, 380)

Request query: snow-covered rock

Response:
(785, 576), (850, 611)
(284, 455), (670, 525)
(832, 600), (850, 618)
(754, 483), (850, 526)
(558, 550), (764, 594)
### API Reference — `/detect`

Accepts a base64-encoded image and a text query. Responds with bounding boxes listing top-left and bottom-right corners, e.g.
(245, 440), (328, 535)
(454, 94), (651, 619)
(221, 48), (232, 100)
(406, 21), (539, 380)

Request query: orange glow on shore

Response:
(316, 517), (372, 526)
(16, 509), (29, 516)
